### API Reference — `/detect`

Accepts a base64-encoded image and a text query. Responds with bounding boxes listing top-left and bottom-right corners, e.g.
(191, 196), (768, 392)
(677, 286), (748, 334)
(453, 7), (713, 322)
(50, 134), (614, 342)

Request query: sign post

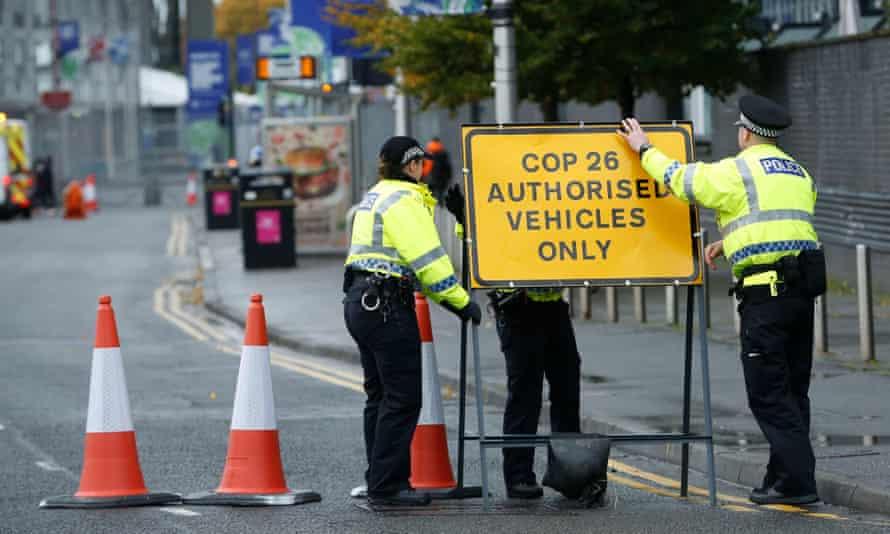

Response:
(457, 122), (717, 508)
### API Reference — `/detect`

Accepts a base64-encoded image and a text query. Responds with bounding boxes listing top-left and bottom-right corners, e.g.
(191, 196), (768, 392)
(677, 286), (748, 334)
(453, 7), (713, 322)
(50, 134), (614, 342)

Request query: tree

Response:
(215, 0), (286, 39)
(326, 0), (763, 120)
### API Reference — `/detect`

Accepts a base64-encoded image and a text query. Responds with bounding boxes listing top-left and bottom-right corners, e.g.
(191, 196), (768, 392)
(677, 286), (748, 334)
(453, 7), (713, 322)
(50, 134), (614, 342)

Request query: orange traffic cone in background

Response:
(186, 172), (197, 206)
(40, 296), (179, 508)
(83, 174), (98, 212)
(184, 294), (321, 506)
(409, 293), (480, 499)
(63, 180), (86, 219)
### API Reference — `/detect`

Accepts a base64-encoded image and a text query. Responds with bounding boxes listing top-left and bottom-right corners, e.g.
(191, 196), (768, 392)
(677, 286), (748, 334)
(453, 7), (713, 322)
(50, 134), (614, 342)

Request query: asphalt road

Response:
(2, 207), (890, 533)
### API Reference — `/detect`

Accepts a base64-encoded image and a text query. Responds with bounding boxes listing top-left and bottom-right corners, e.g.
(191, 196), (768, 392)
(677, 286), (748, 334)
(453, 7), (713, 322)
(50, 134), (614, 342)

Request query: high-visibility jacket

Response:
(642, 143), (819, 278)
(346, 178), (469, 309)
(453, 223), (562, 303)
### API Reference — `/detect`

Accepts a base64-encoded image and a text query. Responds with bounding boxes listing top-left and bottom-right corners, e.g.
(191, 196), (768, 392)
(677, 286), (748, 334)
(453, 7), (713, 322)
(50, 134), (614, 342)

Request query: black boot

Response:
(507, 482), (544, 499)
(368, 489), (432, 506)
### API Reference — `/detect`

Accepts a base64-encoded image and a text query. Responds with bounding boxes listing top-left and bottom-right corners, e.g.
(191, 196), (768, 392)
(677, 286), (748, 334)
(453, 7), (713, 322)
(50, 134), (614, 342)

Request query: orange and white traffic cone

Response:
(184, 294), (321, 506)
(63, 180), (86, 220)
(186, 172), (197, 207)
(83, 174), (98, 212)
(40, 296), (179, 508)
(409, 293), (480, 499)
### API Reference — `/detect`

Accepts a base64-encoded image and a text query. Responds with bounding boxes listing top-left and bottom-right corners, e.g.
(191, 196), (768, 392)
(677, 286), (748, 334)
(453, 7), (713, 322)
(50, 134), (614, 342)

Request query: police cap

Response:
(379, 136), (432, 167)
(734, 94), (791, 138)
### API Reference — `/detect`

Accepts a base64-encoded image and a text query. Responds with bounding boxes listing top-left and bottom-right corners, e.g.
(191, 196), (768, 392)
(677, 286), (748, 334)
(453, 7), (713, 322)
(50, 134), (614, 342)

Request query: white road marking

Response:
(0, 423), (5, 430)
(159, 507), (202, 517)
(35, 461), (66, 472)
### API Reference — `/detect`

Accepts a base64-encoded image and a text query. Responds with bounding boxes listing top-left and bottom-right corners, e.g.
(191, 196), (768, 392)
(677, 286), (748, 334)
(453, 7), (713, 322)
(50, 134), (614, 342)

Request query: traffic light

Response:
(299, 55), (317, 79)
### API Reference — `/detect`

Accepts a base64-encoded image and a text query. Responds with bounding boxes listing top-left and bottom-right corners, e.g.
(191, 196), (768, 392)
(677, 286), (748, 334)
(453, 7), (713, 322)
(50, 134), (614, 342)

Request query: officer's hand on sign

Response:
(704, 240), (725, 271)
(458, 300), (482, 324)
(617, 118), (650, 153)
(444, 184), (465, 225)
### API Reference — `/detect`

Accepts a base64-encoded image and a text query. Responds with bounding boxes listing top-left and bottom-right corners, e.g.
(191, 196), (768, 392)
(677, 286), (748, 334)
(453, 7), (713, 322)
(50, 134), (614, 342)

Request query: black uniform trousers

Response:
(495, 298), (581, 486)
(344, 283), (422, 497)
(739, 290), (817, 496)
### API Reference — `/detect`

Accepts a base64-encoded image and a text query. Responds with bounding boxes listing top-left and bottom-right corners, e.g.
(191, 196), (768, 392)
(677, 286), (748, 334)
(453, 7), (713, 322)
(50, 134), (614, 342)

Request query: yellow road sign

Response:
(461, 122), (702, 288)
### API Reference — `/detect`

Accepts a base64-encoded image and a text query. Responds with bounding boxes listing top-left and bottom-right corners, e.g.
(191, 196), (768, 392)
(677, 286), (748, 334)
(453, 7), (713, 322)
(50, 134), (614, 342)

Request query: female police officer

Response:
(344, 136), (482, 506)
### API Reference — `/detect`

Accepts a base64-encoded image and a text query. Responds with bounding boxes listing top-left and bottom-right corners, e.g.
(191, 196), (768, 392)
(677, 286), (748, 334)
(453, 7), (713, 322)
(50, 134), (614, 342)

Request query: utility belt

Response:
(343, 268), (415, 314)
(730, 248), (826, 301)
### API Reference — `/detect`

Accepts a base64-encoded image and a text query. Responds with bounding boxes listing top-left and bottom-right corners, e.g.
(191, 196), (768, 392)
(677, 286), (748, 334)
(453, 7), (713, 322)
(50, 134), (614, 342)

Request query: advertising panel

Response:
(262, 117), (352, 253)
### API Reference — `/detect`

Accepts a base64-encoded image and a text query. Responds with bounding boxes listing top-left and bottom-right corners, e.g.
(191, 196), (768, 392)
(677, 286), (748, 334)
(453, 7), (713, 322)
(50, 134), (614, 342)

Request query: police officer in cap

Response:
(344, 136), (482, 506)
(444, 185), (581, 500)
(618, 95), (824, 506)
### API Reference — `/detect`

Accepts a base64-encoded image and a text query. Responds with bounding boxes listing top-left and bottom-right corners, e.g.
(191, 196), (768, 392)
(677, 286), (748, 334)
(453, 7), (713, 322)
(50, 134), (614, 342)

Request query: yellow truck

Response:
(0, 116), (33, 220)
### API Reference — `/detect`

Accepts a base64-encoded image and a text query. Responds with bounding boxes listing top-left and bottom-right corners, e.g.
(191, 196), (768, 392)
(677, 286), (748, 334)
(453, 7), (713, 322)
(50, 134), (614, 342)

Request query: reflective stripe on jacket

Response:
(642, 144), (819, 278)
(345, 179), (469, 309)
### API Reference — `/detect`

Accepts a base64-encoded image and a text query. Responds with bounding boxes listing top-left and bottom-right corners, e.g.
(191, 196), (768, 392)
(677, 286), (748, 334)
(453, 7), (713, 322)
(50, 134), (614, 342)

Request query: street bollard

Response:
(580, 286), (591, 320)
(606, 287), (619, 323)
(634, 287), (647, 323)
(701, 230), (711, 329)
(665, 286), (678, 325)
(857, 244), (876, 361)
(814, 293), (828, 354)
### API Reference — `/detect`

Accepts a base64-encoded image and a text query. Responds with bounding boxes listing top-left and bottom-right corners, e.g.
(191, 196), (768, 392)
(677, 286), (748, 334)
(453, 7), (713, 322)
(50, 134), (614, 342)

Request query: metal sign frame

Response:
(453, 122), (717, 509)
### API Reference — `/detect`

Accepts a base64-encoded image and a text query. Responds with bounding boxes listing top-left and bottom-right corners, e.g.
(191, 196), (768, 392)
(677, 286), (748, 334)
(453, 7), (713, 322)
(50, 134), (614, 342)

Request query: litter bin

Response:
(239, 169), (296, 269)
(203, 165), (240, 230)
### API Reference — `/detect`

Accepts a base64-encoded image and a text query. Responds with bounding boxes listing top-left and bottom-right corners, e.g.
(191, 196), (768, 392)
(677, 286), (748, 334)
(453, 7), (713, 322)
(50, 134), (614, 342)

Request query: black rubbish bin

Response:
(203, 165), (240, 230)
(239, 169), (296, 269)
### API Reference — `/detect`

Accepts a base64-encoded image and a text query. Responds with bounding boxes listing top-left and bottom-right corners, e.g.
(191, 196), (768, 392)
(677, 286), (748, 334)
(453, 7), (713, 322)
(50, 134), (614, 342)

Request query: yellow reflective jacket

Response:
(642, 144), (819, 278)
(346, 179), (469, 309)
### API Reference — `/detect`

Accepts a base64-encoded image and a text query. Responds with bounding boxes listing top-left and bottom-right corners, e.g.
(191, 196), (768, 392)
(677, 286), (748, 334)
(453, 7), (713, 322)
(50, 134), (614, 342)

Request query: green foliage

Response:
(327, 0), (762, 120)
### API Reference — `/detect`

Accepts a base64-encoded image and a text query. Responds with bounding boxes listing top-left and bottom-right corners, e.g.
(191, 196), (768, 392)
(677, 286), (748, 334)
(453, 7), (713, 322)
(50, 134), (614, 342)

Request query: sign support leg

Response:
(680, 285), (695, 497)
(697, 284), (718, 506)
(456, 237), (470, 489)
(471, 313), (490, 508)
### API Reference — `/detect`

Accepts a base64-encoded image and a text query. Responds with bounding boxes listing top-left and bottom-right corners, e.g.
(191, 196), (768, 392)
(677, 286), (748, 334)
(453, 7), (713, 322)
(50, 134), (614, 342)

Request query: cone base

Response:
(183, 489), (321, 507)
(39, 491), (180, 509)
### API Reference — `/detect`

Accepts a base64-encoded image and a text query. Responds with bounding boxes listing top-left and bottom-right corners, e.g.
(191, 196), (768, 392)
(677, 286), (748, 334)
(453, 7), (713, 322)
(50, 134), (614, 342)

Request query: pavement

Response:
(196, 206), (890, 516)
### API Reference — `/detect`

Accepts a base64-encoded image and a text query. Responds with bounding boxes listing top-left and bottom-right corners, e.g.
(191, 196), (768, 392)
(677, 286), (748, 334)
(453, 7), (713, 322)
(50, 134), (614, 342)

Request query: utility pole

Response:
(491, 0), (516, 123)
(393, 68), (409, 136)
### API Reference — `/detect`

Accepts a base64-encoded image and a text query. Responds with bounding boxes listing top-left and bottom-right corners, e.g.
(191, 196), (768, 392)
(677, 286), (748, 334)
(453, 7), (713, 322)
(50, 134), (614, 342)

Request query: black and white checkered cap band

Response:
(401, 146), (426, 164)
(734, 113), (781, 138)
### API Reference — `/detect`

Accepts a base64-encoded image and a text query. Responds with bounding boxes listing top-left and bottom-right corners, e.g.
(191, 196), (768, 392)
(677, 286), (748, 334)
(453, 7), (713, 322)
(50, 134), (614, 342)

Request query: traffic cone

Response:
(83, 174), (98, 212)
(186, 172), (197, 206)
(63, 180), (86, 220)
(40, 296), (180, 508)
(409, 293), (480, 499)
(184, 294), (321, 506)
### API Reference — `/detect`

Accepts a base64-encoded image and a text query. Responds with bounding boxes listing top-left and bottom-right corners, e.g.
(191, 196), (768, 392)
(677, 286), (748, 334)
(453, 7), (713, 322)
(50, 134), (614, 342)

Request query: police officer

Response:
(444, 185), (581, 500)
(618, 95), (824, 506)
(344, 136), (482, 506)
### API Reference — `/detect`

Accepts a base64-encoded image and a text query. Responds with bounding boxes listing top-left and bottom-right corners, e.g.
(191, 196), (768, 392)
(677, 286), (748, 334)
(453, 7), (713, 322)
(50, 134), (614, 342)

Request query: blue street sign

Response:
(236, 34), (256, 85)
(57, 21), (80, 56)
(389, 0), (485, 15)
(187, 39), (229, 118)
(109, 35), (129, 65)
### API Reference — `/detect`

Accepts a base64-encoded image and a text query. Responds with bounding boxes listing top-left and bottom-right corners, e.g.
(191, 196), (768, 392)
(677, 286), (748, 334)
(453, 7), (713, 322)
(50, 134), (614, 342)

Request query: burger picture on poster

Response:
(264, 121), (351, 251)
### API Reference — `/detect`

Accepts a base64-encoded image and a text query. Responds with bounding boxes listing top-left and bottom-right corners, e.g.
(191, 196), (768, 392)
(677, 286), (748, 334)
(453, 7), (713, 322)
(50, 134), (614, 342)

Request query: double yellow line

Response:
(153, 214), (880, 525)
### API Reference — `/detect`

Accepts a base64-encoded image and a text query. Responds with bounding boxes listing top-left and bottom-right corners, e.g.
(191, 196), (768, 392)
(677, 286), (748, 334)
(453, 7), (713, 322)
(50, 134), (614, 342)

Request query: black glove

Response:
(444, 184), (465, 225)
(458, 300), (482, 325)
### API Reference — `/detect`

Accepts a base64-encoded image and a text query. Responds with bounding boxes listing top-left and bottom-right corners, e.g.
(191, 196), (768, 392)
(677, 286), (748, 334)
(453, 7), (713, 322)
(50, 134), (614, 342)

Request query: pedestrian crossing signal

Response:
(299, 56), (317, 79)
